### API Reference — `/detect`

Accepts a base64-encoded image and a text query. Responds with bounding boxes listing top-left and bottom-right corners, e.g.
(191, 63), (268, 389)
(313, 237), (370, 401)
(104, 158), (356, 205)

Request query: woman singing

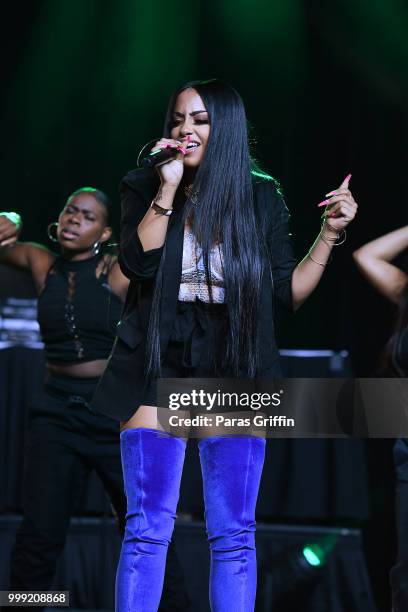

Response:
(92, 79), (358, 611)
(0, 189), (189, 610)
(354, 226), (408, 612)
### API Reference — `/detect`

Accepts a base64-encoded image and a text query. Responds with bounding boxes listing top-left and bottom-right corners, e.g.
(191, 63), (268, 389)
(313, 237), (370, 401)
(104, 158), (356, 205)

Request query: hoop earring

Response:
(47, 222), (59, 243)
(93, 241), (101, 256)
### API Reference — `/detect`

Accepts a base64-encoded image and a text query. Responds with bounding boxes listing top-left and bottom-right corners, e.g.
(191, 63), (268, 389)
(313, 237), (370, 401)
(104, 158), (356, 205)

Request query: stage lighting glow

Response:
(302, 544), (325, 567)
(257, 534), (341, 608)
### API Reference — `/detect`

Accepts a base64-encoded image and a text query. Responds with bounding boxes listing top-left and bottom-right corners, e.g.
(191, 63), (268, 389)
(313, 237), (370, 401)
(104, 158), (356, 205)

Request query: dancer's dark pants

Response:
(390, 438), (408, 612)
(9, 374), (189, 611)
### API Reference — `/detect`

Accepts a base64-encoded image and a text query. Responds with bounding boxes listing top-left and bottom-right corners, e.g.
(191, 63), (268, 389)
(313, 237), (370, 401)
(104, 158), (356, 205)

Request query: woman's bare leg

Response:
(121, 405), (190, 440)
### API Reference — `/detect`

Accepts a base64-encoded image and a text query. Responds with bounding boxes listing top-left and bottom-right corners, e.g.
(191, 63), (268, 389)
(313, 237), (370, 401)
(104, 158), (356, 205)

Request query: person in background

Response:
(354, 226), (408, 612)
(0, 190), (190, 611)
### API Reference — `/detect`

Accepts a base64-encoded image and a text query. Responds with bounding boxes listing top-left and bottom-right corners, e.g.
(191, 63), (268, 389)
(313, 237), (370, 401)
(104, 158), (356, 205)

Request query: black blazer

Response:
(91, 167), (297, 421)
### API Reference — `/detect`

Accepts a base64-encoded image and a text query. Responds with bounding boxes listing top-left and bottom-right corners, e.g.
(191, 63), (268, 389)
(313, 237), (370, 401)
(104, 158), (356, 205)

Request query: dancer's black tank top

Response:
(37, 254), (123, 364)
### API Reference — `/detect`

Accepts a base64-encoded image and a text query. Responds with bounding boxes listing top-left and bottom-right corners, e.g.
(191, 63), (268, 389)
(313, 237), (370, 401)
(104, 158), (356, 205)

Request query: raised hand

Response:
(318, 174), (358, 231)
(0, 212), (22, 247)
(151, 138), (187, 188)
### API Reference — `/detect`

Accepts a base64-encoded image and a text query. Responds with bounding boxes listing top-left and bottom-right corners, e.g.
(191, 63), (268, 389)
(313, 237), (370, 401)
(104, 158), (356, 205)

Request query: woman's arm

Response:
(108, 259), (130, 302)
(118, 177), (171, 281)
(0, 212), (33, 269)
(136, 183), (178, 251)
(291, 221), (342, 309)
(353, 226), (408, 304)
(0, 212), (55, 289)
(291, 175), (358, 309)
(119, 142), (185, 281)
(136, 140), (185, 251)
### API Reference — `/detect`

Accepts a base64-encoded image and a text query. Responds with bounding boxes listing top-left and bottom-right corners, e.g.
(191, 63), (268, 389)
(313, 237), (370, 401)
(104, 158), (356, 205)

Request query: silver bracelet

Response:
(308, 253), (326, 267)
(321, 221), (347, 245)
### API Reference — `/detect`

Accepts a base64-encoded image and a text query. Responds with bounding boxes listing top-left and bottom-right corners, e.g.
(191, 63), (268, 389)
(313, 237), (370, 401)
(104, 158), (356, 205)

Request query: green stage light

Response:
(302, 544), (325, 567)
(257, 533), (341, 606)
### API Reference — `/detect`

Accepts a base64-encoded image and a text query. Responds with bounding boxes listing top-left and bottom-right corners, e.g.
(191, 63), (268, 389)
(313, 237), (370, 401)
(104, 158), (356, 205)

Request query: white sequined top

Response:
(178, 224), (225, 303)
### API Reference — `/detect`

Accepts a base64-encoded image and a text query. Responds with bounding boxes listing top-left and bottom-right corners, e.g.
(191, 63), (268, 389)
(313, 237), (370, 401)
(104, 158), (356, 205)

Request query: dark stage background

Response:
(1, 0), (407, 371)
(1, 1), (408, 610)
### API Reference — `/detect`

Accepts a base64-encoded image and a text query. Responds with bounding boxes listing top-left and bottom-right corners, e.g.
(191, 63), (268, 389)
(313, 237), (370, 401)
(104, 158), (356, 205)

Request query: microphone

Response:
(141, 146), (180, 168)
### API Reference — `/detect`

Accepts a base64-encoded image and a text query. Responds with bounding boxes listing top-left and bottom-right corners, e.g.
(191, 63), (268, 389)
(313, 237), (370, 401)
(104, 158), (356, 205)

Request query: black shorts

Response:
(141, 299), (230, 406)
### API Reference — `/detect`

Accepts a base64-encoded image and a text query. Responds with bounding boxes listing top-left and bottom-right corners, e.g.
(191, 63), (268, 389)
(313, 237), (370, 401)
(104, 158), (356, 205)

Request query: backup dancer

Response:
(0, 189), (189, 610)
(354, 226), (408, 612)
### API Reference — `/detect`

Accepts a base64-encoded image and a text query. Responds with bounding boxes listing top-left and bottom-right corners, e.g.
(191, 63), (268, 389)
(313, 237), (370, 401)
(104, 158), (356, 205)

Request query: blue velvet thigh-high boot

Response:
(116, 428), (186, 612)
(199, 435), (266, 612)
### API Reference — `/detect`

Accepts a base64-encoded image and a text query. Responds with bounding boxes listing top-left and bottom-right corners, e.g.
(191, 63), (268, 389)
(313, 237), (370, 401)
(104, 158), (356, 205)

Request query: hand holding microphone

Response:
(142, 137), (188, 188)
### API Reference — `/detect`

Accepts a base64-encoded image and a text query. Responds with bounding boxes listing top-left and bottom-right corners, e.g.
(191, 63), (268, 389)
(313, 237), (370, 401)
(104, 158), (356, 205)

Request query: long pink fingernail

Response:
(345, 173), (352, 182)
(317, 199), (330, 207)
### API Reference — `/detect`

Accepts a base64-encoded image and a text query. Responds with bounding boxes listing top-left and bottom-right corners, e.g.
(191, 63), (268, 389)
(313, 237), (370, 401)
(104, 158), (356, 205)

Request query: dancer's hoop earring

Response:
(47, 222), (59, 243)
(93, 241), (101, 256)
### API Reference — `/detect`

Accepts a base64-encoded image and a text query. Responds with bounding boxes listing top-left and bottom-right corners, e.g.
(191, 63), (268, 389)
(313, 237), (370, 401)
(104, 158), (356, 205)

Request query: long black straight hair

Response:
(146, 79), (266, 379)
